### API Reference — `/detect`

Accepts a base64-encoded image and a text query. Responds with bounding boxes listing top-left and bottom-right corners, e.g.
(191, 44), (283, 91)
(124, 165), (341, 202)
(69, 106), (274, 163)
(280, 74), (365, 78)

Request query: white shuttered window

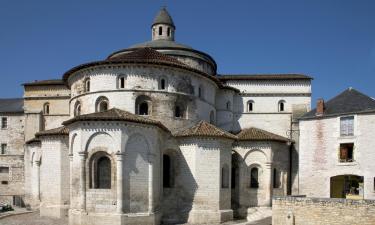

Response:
(340, 116), (354, 136)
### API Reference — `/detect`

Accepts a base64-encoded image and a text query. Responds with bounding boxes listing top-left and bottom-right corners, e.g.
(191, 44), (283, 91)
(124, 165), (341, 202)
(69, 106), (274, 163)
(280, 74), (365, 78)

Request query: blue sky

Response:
(1, 0), (374, 103)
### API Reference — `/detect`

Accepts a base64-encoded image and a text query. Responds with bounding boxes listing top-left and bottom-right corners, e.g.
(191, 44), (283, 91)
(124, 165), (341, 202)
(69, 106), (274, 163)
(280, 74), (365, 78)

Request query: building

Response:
(0, 8), (314, 225)
(299, 88), (375, 200)
(0, 98), (25, 206)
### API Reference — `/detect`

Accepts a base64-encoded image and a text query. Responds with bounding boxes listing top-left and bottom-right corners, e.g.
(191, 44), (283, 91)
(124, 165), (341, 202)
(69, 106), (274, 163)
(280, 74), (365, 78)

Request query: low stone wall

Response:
(272, 196), (375, 225)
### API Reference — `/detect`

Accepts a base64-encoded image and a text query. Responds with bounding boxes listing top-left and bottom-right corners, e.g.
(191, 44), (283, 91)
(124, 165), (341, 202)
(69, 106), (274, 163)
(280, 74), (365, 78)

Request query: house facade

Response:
(299, 88), (375, 200)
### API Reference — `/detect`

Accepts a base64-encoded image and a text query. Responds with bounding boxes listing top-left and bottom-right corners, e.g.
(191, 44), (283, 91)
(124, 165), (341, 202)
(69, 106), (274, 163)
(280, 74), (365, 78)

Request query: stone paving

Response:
(0, 211), (68, 225)
(0, 211), (271, 225)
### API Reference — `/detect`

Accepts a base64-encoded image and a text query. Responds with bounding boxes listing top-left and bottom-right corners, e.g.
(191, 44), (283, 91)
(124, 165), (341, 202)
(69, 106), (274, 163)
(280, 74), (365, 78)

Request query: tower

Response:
(152, 7), (175, 41)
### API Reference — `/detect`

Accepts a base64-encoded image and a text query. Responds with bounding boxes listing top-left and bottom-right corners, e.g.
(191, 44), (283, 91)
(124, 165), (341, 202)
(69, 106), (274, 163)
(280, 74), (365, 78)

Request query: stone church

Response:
(0, 8), (313, 225)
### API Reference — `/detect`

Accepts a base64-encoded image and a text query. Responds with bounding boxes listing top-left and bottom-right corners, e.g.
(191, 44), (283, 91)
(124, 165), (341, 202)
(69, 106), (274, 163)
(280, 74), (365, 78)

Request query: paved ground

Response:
(0, 211), (271, 225)
(0, 211), (68, 225)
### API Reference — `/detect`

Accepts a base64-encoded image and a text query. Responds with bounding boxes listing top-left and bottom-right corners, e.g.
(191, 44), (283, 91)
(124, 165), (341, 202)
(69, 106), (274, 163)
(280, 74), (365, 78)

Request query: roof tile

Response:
(174, 120), (237, 140)
(63, 108), (169, 132)
(301, 88), (375, 119)
(236, 127), (290, 143)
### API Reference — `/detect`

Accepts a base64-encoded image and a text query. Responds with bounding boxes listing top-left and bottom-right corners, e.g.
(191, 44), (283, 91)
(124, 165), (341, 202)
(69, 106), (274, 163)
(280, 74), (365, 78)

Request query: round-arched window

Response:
(96, 97), (109, 112)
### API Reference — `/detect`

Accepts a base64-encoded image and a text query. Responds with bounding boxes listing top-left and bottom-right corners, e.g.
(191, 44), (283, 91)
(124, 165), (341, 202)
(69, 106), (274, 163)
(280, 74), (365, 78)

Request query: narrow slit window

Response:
(159, 26), (163, 35)
(248, 101), (254, 112)
(43, 103), (50, 115)
(250, 167), (259, 188)
(119, 77), (125, 89)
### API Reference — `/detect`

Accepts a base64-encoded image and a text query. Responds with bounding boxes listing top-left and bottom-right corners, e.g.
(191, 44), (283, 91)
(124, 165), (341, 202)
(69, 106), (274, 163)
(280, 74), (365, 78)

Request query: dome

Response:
(152, 7), (175, 28)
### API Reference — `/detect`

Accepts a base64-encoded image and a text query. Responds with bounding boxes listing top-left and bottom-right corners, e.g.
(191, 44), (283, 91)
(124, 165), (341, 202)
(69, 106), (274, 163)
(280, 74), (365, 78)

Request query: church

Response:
(0, 8), (314, 225)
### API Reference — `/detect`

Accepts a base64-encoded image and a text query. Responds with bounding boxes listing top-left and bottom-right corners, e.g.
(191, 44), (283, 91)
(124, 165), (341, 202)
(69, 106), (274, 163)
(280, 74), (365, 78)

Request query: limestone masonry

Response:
(0, 7), (374, 225)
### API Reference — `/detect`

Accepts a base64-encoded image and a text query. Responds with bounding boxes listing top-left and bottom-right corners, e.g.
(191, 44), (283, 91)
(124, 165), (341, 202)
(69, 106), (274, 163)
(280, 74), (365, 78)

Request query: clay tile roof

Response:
(174, 120), (237, 140)
(25, 138), (41, 145)
(23, 79), (65, 86)
(0, 98), (24, 113)
(236, 127), (290, 143)
(301, 88), (375, 120)
(63, 48), (221, 84)
(62, 108), (169, 132)
(35, 126), (69, 138)
(218, 74), (313, 81)
(108, 47), (186, 67)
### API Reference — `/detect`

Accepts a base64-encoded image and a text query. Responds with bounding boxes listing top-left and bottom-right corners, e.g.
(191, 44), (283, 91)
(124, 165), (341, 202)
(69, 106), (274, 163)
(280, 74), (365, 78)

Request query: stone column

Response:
(69, 153), (73, 207)
(35, 160), (41, 201)
(116, 151), (124, 214)
(265, 162), (273, 206)
(78, 151), (87, 211)
(148, 153), (155, 214)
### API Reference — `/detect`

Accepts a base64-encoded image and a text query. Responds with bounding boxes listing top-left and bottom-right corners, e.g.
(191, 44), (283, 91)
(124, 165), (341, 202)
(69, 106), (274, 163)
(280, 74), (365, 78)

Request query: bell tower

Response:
(152, 7), (175, 41)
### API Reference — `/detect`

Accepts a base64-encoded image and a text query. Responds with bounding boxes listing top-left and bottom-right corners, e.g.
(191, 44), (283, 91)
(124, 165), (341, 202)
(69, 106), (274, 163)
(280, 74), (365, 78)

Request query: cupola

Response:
(152, 7), (175, 41)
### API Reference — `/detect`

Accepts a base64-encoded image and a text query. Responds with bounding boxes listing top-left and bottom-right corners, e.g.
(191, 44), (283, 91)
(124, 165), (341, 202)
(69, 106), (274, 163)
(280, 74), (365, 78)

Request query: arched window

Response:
(209, 110), (215, 124)
(74, 101), (81, 117)
(93, 156), (111, 189)
(160, 78), (166, 90)
(43, 103), (50, 115)
(273, 168), (281, 188)
(175, 106), (182, 118)
(84, 78), (90, 92)
(167, 27), (171, 37)
(119, 76), (125, 89)
(136, 95), (151, 116)
(222, 164), (229, 188)
(96, 97), (109, 112)
(250, 167), (259, 188)
(163, 154), (173, 188)
(247, 100), (254, 112)
(159, 26), (162, 35)
(226, 101), (231, 110)
(278, 100), (286, 112)
(139, 102), (148, 115)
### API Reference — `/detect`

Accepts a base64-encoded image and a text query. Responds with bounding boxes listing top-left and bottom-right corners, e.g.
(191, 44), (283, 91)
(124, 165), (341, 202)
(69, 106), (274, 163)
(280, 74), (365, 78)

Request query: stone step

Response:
(246, 207), (272, 223)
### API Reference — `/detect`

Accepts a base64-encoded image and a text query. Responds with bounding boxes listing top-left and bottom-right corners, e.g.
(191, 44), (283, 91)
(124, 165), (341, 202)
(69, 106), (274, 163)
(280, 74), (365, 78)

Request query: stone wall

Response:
(0, 113), (25, 204)
(272, 196), (375, 225)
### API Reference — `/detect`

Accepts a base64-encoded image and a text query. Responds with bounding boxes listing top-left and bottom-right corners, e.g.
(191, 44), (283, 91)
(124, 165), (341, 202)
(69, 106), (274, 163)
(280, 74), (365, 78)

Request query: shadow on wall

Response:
(291, 144), (299, 195)
(231, 149), (262, 219)
(161, 147), (198, 224)
(232, 98), (244, 133)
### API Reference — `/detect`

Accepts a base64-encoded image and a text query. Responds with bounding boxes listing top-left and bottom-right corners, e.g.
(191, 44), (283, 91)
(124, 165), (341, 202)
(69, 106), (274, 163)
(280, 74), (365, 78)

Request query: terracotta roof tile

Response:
(236, 127), (290, 143)
(23, 79), (65, 86)
(35, 126), (69, 138)
(62, 108), (169, 132)
(174, 120), (237, 140)
(25, 138), (41, 145)
(107, 47), (186, 66)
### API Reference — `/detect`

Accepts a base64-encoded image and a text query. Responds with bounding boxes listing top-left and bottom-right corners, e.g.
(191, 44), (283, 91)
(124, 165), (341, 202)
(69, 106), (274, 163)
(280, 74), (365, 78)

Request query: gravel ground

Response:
(0, 211), (68, 225)
(0, 211), (271, 225)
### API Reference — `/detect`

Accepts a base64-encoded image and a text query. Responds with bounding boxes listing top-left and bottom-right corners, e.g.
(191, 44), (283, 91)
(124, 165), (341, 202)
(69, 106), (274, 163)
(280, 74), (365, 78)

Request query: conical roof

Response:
(152, 7), (175, 28)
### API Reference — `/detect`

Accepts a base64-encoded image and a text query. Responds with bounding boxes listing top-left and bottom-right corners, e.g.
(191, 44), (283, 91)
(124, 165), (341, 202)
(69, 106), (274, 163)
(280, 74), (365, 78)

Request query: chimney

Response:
(316, 98), (325, 116)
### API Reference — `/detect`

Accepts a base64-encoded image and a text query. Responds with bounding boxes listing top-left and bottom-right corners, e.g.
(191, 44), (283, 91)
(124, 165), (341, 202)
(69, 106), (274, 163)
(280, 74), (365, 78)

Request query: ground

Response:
(0, 212), (271, 225)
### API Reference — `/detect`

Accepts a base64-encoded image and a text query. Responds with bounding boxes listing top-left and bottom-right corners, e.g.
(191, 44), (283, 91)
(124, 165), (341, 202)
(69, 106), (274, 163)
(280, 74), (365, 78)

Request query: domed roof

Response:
(152, 7), (175, 28)
(129, 39), (192, 49)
